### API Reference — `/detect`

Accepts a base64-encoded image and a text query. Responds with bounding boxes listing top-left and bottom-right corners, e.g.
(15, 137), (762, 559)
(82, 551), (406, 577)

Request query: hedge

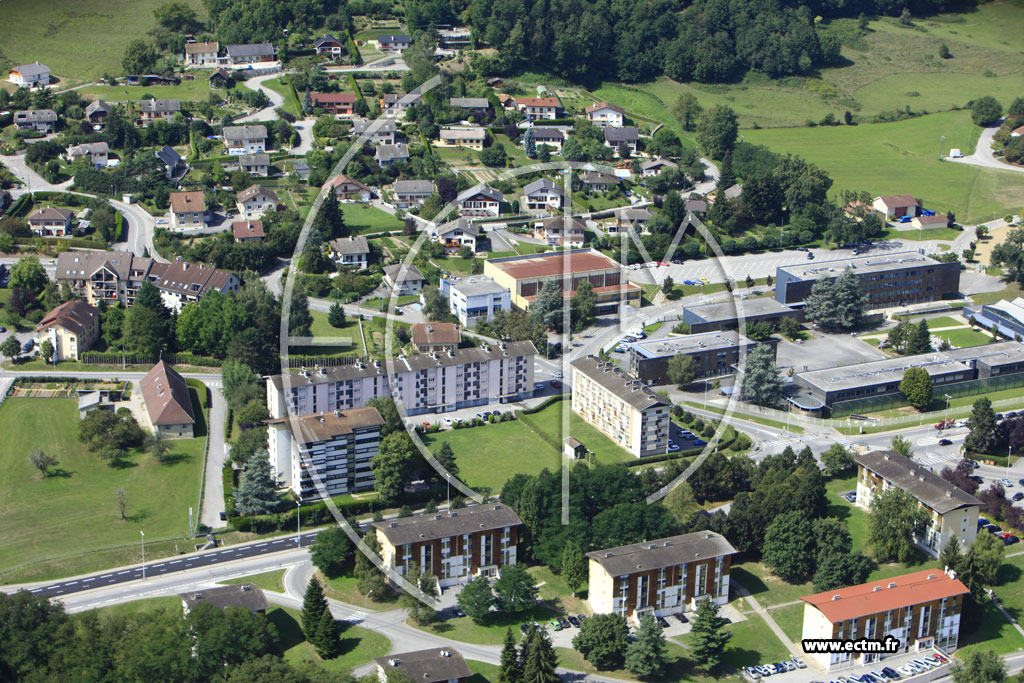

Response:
(6, 194), (34, 218)
(622, 450), (702, 468)
(230, 487), (439, 533)
(223, 464), (236, 519)
(15, 236), (102, 249)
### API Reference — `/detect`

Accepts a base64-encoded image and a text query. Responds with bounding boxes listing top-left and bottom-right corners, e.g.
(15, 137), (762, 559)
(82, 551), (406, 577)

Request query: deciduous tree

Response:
(667, 353), (697, 388)
(867, 487), (928, 563)
(310, 527), (353, 578)
(899, 366), (933, 412)
(458, 575), (494, 623)
(573, 613), (630, 670)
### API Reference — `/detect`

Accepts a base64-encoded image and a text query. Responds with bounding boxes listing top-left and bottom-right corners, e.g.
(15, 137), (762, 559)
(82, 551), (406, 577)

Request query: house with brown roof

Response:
(141, 361), (196, 438)
(330, 235), (370, 270)
(236, 184), (278, 219)
(800, 568), (969, 671)
(329, 174), (372, 201)
(411, 322), (461, 353)
(180, 583), (268, 614)
(169, 191), (207, 229)
(586, 101), (625, 127)
(533, 215), (585, 248)
(912, 214), (949, 230)
(376, 649), (471, 683)
(515, 97), (560, 121)
(872, 194), (920, 218)
(311, 91), (356, 116)
(232, 220), (264, 243)
(27, 207), (74, 237)
(184, 41), (219, 66)
(36, 300), (101, 361)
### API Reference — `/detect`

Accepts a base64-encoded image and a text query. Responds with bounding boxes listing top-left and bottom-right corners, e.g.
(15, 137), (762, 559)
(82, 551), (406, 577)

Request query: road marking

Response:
(117, 570), (130, 575)
(100, 574), (112, 578)
(66, 581), (79, 585)
(169, 560), (182, 564)
(256, 543), (267, 547)
(30, 588), (42, 593)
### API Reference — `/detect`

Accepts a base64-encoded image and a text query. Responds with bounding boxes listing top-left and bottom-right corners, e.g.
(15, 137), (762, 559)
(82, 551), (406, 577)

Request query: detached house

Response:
(137, 99), (180, 126)
(141, 361), (196, 439)
(375, 648), (471, 683)
(586, 101), (626, 127)
(534, 215), (585, 248)
(169, 191), (207, 229)
(393, 180), (434, 209)
(438, 126), (486, 150)
(515, 97), (560, 121)
(238, 153), (269, 176)
(311, 92), (356, 116)
(314, 34), (344, 57)
(383, 263), (426, 296)
(184, 41), (219, 66)
(456, 184), (502, 217)
(604, 126), (639, 155)
(14, 109), (57, 132)
(580, 171), (621, 192)
(381, 92), (421, 117)
(329, 174), (372, 201)
(351, 118), (398, 146)
(8, 62), (50, 88)
(156, 145), (187, 179)
(873, 194), (920, 219)
(434, 217), (483, 254)
(377, 34), (411, 53)
(36, 300), (101, 361)
(232, 220), (264, 243)
(27, 207), (74, 237)
(225, 42), (277, 65)
(449, 97), (490, 117)
(85, 100), (110, 128)
(411, 322), (461, 353)
(236, 184), (278, 219)
(532, 127), (564, 151)
(65, 142), (109, 168)
(223, 125), (267, 155)
(330, 235), (370, 270)
(640, 157), (678, 177)
(522, 178), (565, 213)
(375, 143), (410, 167)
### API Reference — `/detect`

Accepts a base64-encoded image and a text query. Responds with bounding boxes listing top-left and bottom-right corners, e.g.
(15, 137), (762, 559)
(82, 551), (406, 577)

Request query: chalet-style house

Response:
(586, 102), (626, 127)
(330, 236), (370, 270)
(14, 109), (57, 132)
(223, 125), (267, 155)
(184, 41), (219, 66)
(434, 217), (483, 254)
(329, 174), (372, 201)
(236, 184), (278, 219)
(393, 180), (434, 209)
(314, 34), (344, 57)
(522, 178), (565, 213)
(137, 99), (180, 125)
(456, 184), (502, 217)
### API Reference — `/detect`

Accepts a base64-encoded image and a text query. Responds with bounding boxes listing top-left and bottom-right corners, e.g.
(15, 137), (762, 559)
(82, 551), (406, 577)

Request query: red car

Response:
(550, 380), (562, 389)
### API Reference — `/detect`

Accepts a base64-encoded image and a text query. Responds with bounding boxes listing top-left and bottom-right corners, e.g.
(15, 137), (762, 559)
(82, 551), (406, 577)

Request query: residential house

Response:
(311, 92), (356, 116)
(515, 97), (560, 121)
(722, 183), (743, 200)
(684, 198), (707, 214)
(330, 235), (370, 270)
(170, 191), (207, 229)
(27, 207), (74, 237)
(580, 171), (621, 191)
(238, 153), (269, 176)
(313, 34), (344, 57)
(571, 355), (671, 457)
(180, 583), (268, 615)
(14, 109), (57, 132)
(375, 649), (471, 683)
(531, 127), (564, 151)
(434, 217), (483, 254)
(141, 361), (196, 439)
(439, 276), (511, 328)
(604, 126), (639, 155)
(236, 184), (278, 219)
(377, 34), (411, 53)
(156, 145), (187, 179)
(352, 118), (398, 146)
(225, 42), (277, 64)
(640, 157), (678, 177)
(8, 62), (51, 88)
(438, 126), (486, 150)
(533, 215), (585, 248)
(65, 141), (109, 168)
(375, 143), (409, 167)
(380, 92), (420, 117)
(232, 220), (264, 243)
(438, 27), (472, 49)
(393, 180), (434, 209)
(484, 248), (642, 312)
(455, 184), (502, 217)
(383, 263), (426, 296)
(36, 300), (101, 361)
(800, 568), (969, 671)
(522, 178), (565, 213)
(208, 68), (232, 87)
(184, 41), (219, 66)
(587, 531), (737, 623)
(411, 322), (461, 353)
(1012, 124), (1024, 137)
(586, 101), (625, 127)
(872, 194), (920, 219)
(329, 174), (372, 201)
(222, 125), (267, 155)
(148, 260), (242, 311)
(266, 407), (384, 500)
(84, 100), (110, 128)
(449, 97), (490, 117)
(627, 331), (769, 385)
(137, 99), (180, 125)
(266, 340), (536, 417)
(373, 505), (523, 588)
(855, 451), (982, 555)
(615, 207), (652, 233)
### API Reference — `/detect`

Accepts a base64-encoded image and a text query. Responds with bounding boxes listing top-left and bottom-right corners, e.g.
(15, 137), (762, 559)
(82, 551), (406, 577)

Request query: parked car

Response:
(881, 666), (901, 678)
(1001, 478), (1015, 487)
(657, 616), (669, 629)
(567, 615), (580, 628)
(549, 619), (562, 631)
(668, 443), (681, 452)
(558, 617), (571, 629)
(443, 417), (453, 427)
(693, 438), (707, 446)
(550, 380), (561, 388)
(792, 657), (806, 669)
(676, 612), (688, 624)
(1014, 492), (1024, 502)
(806, 252), (815, 259)
(744, 666), (761, 680)
(898, 215), (913, 223)
(534, 383), (544, 391)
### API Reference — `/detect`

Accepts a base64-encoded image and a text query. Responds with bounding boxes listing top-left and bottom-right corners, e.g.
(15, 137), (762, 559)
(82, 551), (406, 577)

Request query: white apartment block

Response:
(571, 356), (671, 457)
(439, 276), (512, 328)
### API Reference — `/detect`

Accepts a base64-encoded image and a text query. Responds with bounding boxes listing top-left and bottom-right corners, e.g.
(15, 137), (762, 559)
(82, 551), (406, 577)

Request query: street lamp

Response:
(939, 135), (945, 160)
(140, 531), (146, 580)
(296, 501), (302, 547)
(944, 394), (952, 430)
(365, 589), (374, 609)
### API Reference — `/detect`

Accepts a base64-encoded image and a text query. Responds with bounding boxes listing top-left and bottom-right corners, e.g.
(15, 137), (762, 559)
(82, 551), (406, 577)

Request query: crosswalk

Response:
(914, 451), (956, 470)
(340, 610), (366, 624)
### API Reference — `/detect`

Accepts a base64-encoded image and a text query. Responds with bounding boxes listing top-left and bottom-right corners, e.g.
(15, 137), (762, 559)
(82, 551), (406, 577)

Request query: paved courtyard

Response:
(775, 332), (888, 375)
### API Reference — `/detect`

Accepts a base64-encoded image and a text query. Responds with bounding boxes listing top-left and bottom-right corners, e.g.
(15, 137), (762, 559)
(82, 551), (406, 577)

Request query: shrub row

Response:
(623, 450), (701, 468)
(229, 487), (438, 533)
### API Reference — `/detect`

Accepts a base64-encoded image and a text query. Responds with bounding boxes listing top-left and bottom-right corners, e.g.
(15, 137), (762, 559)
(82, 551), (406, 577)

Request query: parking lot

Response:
(743, 651), (952, 682)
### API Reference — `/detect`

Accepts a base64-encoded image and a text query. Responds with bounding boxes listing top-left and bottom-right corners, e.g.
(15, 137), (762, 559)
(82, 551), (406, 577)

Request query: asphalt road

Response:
(946, 121), (1024, 175)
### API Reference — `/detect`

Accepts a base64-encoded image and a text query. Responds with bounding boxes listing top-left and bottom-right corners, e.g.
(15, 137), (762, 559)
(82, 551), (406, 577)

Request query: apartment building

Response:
(170, 191), (207, 229)
(627, 332), (771, 385)
(266, 341), (537, 418)
(56, 251), (240, 311)
(571, 356), (671, 457)
(587, 531), (737, 624)
(855, 451), (982, 556)
(411, 323), (460, 353)
(36, 300), (101, 361)
(455, 184), (502, 217)
(484, 248), (641, 313)
(393, 180), (435, 209)
(800, 568), (969, 671)
(266, 407), (384, 500)
(373, 504), (522, 589)
(774, 252), (961, 308)
(439, 276), (512, 328)
(223, 125), (267, 155)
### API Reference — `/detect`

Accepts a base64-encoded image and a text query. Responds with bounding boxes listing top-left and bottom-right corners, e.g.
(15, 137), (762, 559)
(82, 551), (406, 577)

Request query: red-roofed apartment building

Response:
(140, 361), (196, 438)
(800, 568), (969, 671)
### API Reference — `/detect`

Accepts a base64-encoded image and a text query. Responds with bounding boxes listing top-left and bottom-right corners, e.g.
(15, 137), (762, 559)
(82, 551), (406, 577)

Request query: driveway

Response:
(235, 73), (288, 123)
(946, 121), (1024, 175)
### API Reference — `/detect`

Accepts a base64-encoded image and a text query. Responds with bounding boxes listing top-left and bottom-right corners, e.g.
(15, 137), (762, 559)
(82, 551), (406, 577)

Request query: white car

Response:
(552, 371), (563, 379)
(442, 417), (453, 427)
(1001, 478), (1015, 487)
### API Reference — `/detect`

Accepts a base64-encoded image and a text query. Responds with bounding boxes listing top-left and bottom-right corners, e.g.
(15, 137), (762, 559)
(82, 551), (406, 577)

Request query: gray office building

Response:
(681, 298), (802, 334)
(627, 331), (772, 385)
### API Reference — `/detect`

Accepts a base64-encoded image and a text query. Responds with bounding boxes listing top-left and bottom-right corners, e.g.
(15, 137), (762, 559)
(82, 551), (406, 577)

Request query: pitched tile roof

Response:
(232, 220), (264, 239)
(801, 569), (969, 623)
(170, 191), (205, 213)
(604, 126), (639, 143)
(586, 531), (737, 576)
(222, 125), (267, 141)
(11, 62), (50, 78)
(393, 180), (435, 194)
(373, 504), (522, 546)
(586, 101), (625, 115)
(383, 263), (425, 283)
(236, 184), (278, 203)
(411, 322), (461, 346)
(185, 41), (219, 54)
(28, 206), (74, 222)
(875, 193), (919, 207)
(140, 361), (196, 426)
(138, 99), (180, 114)
(330, 235), (370, 255)
(36, 300), (100, 337)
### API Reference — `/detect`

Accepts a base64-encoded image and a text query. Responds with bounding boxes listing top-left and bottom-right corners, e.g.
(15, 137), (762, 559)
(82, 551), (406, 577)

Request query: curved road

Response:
(946, 121), (1024, 175)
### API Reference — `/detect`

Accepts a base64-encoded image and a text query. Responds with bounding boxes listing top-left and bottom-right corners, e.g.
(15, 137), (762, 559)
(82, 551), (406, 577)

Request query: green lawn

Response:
(919, 316), (966, 328)
(0, 0), (205, 82)
(681, 402), (805, 434)
(879, 227), (964, 242)
(86, 596), (184, 617)
(322, 573), (401, 611)
(0, 397), (206, 584)
(934, 328), (995, 348)
(342, 204), (404, 234)
(556, 642), (735, 683)
(306, 311), (365, 356)
(467, 660), (504, 683)
(77, 78), (219, 103)
(769, 603), (806, 644)
(412, 603), (561, 645)
(527, 565), (589, 616)
(971, 280), (1024, 306)
(721, 611), (793, 670)
(361, 315), (411, 360)
(361, 295), (420, 311)
(273, 606), (391, 675)
(958, 599), (1024, 656)
(742, 110), (1024, 224)
(525, 399), (636, 465)
(220, 569), (287, 594)
(261, 77), (302, 118)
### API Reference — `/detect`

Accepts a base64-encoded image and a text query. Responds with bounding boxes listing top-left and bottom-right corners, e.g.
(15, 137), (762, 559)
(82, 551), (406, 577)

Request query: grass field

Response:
(261, 77), (302, 118)
(769, 602), (806, 643)
(323, 573), (401, 611)
(273, 606), (391, 675)
(361, 315), (411, 359)
(77, 79), (218, 103)
(743, 110), (1024, 223)
(0, 0), (206, 82)
(935, 327), (994, 348)
(0, 396), (206, 583)
(413, 603), (560, 645)
(306, 312), (365, 356)
(524, 400), (635, 465)
(342, 204), (404, 234)
(88, 596), (183, 617)
(220, 569), (286, 594)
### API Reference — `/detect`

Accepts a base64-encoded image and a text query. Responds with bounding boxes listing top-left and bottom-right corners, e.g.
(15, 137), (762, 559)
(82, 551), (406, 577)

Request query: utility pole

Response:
(140, 531), (146, 580)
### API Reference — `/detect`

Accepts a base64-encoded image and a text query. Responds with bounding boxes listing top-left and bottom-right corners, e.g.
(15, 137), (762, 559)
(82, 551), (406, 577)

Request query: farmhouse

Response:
(141, 361), (196, 439)
(184, 41), (219, 66)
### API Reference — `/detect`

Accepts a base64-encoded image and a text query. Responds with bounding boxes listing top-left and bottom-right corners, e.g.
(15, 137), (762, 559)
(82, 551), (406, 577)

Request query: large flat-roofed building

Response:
(855, 451), (982, 556)
(774, 252), (960, 308)
(266, 407), (384, 500)
(266, 341), (537, 418)
(587, 531), (737, 624)
(964, 297), (1024, 340)
(681, 298), (802, 334)
(571, 355), (671, 458)
(376, 648), (471, 683)
(440, 276), (512, 328)
(373, 504), (522, 588)
(627, 331), (770, 385)
(800, 568), (969, 671)
(483, 248), (641, 313)
(794, 341), (1024, 408)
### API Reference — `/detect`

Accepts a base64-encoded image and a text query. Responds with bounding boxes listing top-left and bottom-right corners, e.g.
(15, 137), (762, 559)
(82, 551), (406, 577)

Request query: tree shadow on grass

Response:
(267, 608), (305, 652)
(124, 510), (149, 523)
(730, 566), (768, 598)
(44, 468), (73, 478)
(109, 458), (139, 470)
(160, 451), (192, 466)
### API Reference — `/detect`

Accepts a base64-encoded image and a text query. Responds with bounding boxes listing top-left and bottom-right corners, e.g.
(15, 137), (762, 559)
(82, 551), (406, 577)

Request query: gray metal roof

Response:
(375, 648), (472, 683)
(15, 109), (57, 123)
(393, 180), (435, 194)
(179, 583), (269, 612)
(685, 297), (796, 324)
(456, 184), (502, 203)
(586, 531), (737, 576)
(571, 355), (671, 411)
(12, 62), (49, 77)
(855, 450), (982, 514)
(353, 118), (398, 134)
(373, 504), (522, 546)
(778, 251), (942, 282)
(523, 178), (564, 197)
(629, 330), (755, 360)
(226, 42), (276, 59)
(330, 235), (370, 255)
(796, 355), (974, 393)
